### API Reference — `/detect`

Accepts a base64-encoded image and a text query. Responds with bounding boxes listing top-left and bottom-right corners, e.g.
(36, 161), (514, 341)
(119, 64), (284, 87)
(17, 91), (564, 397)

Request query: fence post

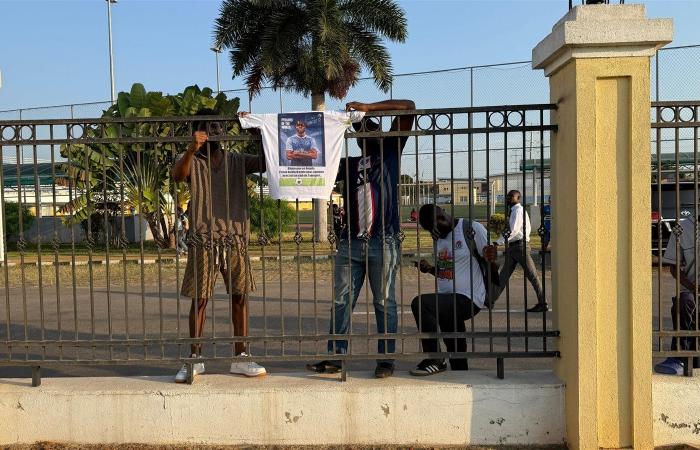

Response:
(532, 5), (672, 450)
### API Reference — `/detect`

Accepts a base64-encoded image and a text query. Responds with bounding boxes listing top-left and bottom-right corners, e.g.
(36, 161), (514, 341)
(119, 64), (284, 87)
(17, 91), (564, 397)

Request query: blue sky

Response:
(0, 0), (699, 111)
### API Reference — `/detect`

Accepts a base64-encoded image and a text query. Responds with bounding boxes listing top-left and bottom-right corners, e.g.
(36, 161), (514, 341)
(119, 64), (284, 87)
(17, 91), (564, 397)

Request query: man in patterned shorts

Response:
(171, 108), (266, 382)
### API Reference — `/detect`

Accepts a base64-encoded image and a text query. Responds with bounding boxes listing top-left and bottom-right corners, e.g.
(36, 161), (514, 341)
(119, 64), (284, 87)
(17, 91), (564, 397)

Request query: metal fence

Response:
(0, 105), (558, 385)
(652, 100), (700, 376)
(0, 45), (698, 124)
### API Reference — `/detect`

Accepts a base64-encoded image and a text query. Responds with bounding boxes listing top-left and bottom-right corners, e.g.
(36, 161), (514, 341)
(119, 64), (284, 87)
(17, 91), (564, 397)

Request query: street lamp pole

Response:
(107, 0), (117, 104)
(211, 47), (222, 93)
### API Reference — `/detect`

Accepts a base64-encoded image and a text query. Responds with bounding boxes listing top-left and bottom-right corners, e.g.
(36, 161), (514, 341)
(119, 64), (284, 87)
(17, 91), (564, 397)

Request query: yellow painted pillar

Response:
(532, 5), (673, 450)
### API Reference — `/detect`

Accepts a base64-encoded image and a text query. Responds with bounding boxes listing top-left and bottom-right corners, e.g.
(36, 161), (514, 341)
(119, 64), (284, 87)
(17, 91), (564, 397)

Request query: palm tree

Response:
(214, 0), (407, 241)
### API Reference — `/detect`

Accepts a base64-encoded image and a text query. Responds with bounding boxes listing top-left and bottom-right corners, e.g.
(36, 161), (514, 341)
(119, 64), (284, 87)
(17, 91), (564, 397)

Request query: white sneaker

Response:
(230, 352), (267, 377)
(174, 355), (205, 383)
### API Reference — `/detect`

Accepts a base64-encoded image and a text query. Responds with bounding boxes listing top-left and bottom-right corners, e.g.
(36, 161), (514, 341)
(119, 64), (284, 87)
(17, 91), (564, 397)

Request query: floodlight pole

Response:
(107, 0), (117, 104)
(211, 47), (223, 93)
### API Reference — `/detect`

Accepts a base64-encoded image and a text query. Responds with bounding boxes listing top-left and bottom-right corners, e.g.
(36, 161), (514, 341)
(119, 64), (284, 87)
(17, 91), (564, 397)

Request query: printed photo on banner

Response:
(278, 112), (325, 167)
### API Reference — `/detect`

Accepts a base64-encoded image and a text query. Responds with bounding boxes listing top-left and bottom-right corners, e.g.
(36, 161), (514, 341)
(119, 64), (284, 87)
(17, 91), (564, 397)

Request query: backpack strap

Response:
(461, 219), (501, 308)
(461, 219), (487, 277)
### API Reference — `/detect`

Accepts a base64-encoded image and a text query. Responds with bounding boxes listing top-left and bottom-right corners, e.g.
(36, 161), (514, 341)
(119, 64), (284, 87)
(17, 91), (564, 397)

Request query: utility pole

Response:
(107, 0), (117, 103)
(211, 47), (222, 93)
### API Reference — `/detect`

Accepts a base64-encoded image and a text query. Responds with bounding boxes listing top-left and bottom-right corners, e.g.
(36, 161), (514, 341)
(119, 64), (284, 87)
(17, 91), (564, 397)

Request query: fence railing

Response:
(0, 106), (558, 385)
(652, 100), (700, 376)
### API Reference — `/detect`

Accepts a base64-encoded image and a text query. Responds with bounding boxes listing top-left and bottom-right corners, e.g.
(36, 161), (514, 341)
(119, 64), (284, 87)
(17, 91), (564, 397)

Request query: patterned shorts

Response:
(181, 243), (256, 299)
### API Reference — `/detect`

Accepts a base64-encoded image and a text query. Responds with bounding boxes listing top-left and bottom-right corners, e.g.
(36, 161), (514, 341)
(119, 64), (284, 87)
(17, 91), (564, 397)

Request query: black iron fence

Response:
(0, 105), (558, 385)
(652, 100), (700, 376)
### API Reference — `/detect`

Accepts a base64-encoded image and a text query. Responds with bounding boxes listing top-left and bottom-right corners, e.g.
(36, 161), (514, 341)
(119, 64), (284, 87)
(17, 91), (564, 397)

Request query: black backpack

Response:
(461, 219), (502, 309)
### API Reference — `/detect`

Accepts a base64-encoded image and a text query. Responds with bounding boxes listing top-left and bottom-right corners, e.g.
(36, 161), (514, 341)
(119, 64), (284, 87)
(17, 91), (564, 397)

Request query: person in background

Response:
(494, 190), (547, 313)
(176, 206), (189, 256)
(332, 203), (344, 240)
(654, 215), (699, 375)
(542, 204), (551, 252)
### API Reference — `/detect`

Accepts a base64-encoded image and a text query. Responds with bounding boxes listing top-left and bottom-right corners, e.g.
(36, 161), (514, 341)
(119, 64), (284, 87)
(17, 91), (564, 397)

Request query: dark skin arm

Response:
(345, 99), (416, 133)
(171, 131), (208, 182)
(414, 245), (498, 277)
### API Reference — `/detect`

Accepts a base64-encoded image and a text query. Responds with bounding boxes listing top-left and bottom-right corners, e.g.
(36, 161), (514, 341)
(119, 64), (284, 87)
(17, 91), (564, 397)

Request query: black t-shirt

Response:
(337, 135), (408, 239)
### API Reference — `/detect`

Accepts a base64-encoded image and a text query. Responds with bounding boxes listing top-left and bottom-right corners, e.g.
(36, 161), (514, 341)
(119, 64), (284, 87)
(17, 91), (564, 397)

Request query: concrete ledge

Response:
(532, 4), (673, 76)
(654, 373), (700, 447)
(0, 370), (565, 447)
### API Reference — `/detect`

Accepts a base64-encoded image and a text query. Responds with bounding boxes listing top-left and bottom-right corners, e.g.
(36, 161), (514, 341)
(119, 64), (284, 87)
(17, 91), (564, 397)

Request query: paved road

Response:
(0, 258), (683, 381)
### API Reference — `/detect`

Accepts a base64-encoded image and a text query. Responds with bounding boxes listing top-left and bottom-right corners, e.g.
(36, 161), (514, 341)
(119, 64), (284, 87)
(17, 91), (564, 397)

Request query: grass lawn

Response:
(1, 229), (545, 288)
(295, 204), (509, 224)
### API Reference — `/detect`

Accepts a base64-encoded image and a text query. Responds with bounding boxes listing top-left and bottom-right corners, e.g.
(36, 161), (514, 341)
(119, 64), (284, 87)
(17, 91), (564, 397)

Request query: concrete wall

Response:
(16, 217), (84, 244)
(654, 374), (700, 447)
(0, 371), (565, 447)
(11, 215), (153, 244)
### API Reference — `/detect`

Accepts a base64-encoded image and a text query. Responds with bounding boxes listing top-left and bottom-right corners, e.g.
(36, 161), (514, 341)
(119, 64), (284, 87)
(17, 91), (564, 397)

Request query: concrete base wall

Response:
(0, 371), (565, 446)
(654, 373), (700, 447)
(14, 215), (153, 244)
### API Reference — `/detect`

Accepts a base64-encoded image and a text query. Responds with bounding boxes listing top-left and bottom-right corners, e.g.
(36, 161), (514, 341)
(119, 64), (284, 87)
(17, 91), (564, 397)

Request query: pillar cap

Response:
(532, 4), (673, 76)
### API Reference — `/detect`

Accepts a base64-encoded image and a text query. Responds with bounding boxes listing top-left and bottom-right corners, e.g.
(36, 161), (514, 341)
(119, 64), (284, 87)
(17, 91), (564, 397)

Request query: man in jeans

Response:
(306, 99), (415, 378)
(655, 216), (699, 375)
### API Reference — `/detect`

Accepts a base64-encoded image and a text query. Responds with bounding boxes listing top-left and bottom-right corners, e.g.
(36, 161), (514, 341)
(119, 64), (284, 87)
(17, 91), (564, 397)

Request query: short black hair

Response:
(418, 204), (438, 231)
(192, 108), (218, 133)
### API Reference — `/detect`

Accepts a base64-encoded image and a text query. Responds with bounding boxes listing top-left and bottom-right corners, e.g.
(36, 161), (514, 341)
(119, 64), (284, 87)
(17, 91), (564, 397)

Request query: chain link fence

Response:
(3, 45), (696, 124)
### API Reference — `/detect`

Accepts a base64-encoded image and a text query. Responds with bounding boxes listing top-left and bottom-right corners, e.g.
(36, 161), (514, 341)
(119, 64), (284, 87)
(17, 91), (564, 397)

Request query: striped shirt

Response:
(178, 150), (264, 243)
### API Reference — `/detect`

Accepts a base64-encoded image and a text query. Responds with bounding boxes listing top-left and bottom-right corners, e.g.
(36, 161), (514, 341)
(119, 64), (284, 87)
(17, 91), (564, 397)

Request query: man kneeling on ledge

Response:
(410, 204), (499, 376)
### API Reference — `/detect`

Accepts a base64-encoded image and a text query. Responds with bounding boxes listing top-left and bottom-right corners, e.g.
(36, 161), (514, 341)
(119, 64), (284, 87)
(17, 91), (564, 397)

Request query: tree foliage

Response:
(399, 174), (413, 184)
(214, 0), (408, 99)
(249, 194), (296, 236)
(489, 213), (507, 233)
(58, 84), (244, 248)
(4, 202), (35, 238)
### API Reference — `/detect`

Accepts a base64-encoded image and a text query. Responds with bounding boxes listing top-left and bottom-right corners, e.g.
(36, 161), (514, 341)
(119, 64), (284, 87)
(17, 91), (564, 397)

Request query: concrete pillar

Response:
(532, 5), (672, 450)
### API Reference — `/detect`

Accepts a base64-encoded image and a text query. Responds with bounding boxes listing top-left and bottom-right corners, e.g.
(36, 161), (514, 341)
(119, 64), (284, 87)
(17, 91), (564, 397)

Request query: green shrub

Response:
(489, 213), (507, 232)
(3, 202), (35, 238)
(249, 195), (295, 236)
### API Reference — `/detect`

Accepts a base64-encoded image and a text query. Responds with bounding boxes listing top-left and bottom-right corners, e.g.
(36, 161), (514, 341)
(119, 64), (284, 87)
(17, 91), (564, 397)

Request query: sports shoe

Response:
(174, 355), (205, 383)
(527, 302), (549, 313)
(230, 352), (267, 377)
(654, 357), (684, 375)
(410, 359), (448, 376)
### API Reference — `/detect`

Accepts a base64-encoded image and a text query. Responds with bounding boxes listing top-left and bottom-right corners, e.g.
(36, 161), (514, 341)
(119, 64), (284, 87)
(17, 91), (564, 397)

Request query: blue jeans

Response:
(328, 235), (399, 362)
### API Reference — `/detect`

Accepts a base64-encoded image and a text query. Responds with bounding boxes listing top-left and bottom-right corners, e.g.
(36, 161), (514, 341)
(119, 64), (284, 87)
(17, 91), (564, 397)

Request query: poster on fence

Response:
(240, 110), (364, 200)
